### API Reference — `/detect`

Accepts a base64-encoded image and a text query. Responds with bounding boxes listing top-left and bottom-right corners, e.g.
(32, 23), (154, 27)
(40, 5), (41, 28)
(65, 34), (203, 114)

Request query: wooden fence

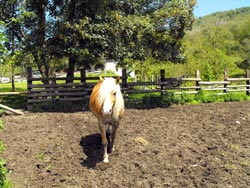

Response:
(26, 68), (250, 111)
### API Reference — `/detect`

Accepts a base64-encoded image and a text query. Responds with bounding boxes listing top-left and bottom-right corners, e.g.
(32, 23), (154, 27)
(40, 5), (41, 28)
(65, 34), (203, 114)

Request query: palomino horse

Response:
(89, 77), (125, 163)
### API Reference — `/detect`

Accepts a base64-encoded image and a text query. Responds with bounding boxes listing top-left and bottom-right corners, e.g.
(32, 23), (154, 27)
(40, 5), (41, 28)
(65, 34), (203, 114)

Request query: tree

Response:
(0, 21), (8, 62)
(233, 18), (250, 70)
(0, 1), (24, 90)
(184, 7), (250, 79)
(0, 0), (196, 82)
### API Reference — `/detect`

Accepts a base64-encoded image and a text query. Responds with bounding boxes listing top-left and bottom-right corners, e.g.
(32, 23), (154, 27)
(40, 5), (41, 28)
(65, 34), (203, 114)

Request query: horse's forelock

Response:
(96, 78), (116, 106)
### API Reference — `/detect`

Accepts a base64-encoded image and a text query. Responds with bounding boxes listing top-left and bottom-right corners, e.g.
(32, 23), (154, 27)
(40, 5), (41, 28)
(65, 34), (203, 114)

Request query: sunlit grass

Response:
(0, 82), (27, 92)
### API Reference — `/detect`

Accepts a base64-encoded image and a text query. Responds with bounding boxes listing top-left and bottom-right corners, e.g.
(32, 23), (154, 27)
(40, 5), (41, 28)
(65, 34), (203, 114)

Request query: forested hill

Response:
(194, 7), (250, 29)
(183, 7), (250, 80)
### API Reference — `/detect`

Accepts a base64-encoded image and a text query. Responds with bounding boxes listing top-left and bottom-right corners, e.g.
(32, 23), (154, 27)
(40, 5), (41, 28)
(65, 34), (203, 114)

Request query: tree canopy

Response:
(0, 0), (196, 79)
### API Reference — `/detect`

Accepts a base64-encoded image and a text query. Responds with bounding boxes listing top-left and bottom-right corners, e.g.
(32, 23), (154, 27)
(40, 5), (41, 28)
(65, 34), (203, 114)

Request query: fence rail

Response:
(16, 68), (247, 110)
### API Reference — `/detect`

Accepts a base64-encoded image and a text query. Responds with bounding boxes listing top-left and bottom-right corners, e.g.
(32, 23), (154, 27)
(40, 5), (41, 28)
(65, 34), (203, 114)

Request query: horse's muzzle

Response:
(102, 109), (112, 116)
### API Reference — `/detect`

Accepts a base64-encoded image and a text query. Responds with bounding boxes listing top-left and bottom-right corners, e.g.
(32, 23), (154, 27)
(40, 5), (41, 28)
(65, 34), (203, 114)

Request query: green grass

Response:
(0, 82), (27, 92)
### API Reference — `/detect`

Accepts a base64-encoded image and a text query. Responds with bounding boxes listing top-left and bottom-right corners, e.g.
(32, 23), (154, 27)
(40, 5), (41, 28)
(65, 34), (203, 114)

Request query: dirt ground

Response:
(0, 101), (250, 188)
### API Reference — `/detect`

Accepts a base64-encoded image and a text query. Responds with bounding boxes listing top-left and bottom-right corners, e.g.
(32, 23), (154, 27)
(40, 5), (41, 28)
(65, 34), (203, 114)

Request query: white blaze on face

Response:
(99, 78), (117, 115)
(102, 93), (113, 115)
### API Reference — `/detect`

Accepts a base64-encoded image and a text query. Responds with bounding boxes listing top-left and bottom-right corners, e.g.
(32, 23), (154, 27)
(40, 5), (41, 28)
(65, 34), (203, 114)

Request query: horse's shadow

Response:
(79, 133), (103, 168)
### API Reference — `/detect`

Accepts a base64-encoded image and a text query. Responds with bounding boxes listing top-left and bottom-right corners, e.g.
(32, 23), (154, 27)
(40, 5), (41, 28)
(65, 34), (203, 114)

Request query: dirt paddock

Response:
(0, 102), (250, 188)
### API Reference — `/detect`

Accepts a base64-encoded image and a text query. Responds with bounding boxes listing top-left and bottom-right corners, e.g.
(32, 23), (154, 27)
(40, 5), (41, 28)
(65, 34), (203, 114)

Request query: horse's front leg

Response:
(98, 122), (109, 163)
(110, 122), (119, 152)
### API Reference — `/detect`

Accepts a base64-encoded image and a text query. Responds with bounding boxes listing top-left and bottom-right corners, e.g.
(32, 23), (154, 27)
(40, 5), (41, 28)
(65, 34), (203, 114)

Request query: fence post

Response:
(80, 68), (86, 84)
(195, 70), (200, 92)
(224, 68), (228, 93)
(27, 67), (33, 111)
(121, 69), (127, 93)
(160, 69), (165, 95)
(246, 69), (249, 95)
(80, 67), (88, 110)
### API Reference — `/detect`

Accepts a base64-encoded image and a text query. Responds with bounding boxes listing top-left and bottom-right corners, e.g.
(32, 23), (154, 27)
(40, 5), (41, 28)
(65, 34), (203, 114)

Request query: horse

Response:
(89, 76), (125, 163)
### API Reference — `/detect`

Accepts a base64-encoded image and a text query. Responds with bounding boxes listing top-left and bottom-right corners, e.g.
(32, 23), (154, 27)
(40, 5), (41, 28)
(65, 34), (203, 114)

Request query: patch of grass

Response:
(224, 163), (235, 171)
(0, 82), (27, 92)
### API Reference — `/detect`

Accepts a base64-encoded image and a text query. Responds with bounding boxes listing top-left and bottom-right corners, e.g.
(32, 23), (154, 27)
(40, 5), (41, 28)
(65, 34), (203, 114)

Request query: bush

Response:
(142, 94), (162, 108)
(0, 142), (8, 188)
(223, 92), (249, 102)
(0, 120), (11, 188)
(194, 91), (215, 103)
(0, 95), (27, 110)
(162, 93), (176, 106)
(126, 91), (250, 109)
(179, 93), (195, 104)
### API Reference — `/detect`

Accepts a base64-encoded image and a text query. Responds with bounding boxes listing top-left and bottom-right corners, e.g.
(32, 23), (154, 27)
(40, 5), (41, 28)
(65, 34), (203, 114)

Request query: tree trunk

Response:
(66, 54), (76, 83)
(11, 63), (15, 92)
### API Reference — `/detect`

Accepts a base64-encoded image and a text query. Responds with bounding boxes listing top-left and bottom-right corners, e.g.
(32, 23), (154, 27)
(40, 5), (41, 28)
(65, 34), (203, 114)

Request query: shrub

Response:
(194, 91), (219, 103)
(0, 120), (11, 188)
(142, 94), (162, 108)
(223, 92), (249, 102)
(128, 91), (250, 109)
(179, 93), (195, 104)
(0, 142), (8, 188)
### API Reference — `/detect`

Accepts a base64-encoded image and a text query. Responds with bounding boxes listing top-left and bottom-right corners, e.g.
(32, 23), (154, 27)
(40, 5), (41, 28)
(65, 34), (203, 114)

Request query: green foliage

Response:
(0, 0), (196, 80)
(184, 7), (250, 80)
(223, 92), (249, 102)
(127, 57), (191, 82)
(0, 82), (27, 109)
(0, 120), (3, 130)
(194, 91), (220, 103)
(0, 95), (27, 110)
(126, 91), (250, 109)
(0, 119), (11, 188)
(142, 94), (163, 108)
(0, 21), (8, 64)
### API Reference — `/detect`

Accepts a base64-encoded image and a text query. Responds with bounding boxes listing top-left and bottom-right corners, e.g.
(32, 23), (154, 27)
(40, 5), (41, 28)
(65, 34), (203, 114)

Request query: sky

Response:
(194, 0), (250, 17)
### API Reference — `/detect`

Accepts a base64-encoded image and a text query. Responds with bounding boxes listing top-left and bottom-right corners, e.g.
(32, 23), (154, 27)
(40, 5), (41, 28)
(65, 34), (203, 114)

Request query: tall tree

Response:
(184, 7), (250, 79)
(0, 0), (23, 90)
(0, 0), (196, 81)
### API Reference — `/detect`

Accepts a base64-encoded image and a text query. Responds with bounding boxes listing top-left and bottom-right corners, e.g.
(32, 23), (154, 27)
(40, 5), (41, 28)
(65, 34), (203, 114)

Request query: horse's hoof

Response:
(103, 158), (109, 163)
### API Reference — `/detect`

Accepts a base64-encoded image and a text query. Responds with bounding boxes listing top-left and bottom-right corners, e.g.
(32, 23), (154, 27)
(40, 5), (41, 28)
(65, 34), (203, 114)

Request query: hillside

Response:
(183, 7), (250, 80)
(194, 7), (250, 29)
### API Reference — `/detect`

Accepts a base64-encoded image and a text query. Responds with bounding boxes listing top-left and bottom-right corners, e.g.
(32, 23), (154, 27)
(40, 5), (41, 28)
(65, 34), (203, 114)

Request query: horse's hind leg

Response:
(98, 122), (109, 163)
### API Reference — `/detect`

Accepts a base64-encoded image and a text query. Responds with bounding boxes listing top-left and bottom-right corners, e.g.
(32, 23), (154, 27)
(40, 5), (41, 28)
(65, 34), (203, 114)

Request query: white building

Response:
(104, 59), (135, 78)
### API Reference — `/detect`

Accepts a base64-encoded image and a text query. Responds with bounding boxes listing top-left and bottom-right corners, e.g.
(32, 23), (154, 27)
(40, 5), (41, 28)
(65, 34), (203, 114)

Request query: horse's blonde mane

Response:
(112, 85), (124, 121)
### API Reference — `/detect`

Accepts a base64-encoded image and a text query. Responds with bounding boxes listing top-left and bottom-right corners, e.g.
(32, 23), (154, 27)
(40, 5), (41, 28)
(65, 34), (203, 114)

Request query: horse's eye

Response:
(113, 92), (117, 96)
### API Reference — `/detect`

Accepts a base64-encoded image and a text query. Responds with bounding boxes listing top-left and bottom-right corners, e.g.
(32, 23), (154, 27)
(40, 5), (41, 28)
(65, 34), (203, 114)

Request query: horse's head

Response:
(99, 76), (121, 116)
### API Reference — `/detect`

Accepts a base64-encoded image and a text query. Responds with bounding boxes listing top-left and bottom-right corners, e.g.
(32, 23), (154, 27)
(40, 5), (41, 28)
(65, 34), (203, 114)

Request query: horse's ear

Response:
(115, 76), (120, 84)
(99, 76), (104, 82)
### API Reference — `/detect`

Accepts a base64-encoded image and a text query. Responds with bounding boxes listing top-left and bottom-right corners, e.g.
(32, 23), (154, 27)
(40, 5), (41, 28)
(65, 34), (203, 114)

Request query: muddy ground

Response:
(0, 102), (250, 188)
